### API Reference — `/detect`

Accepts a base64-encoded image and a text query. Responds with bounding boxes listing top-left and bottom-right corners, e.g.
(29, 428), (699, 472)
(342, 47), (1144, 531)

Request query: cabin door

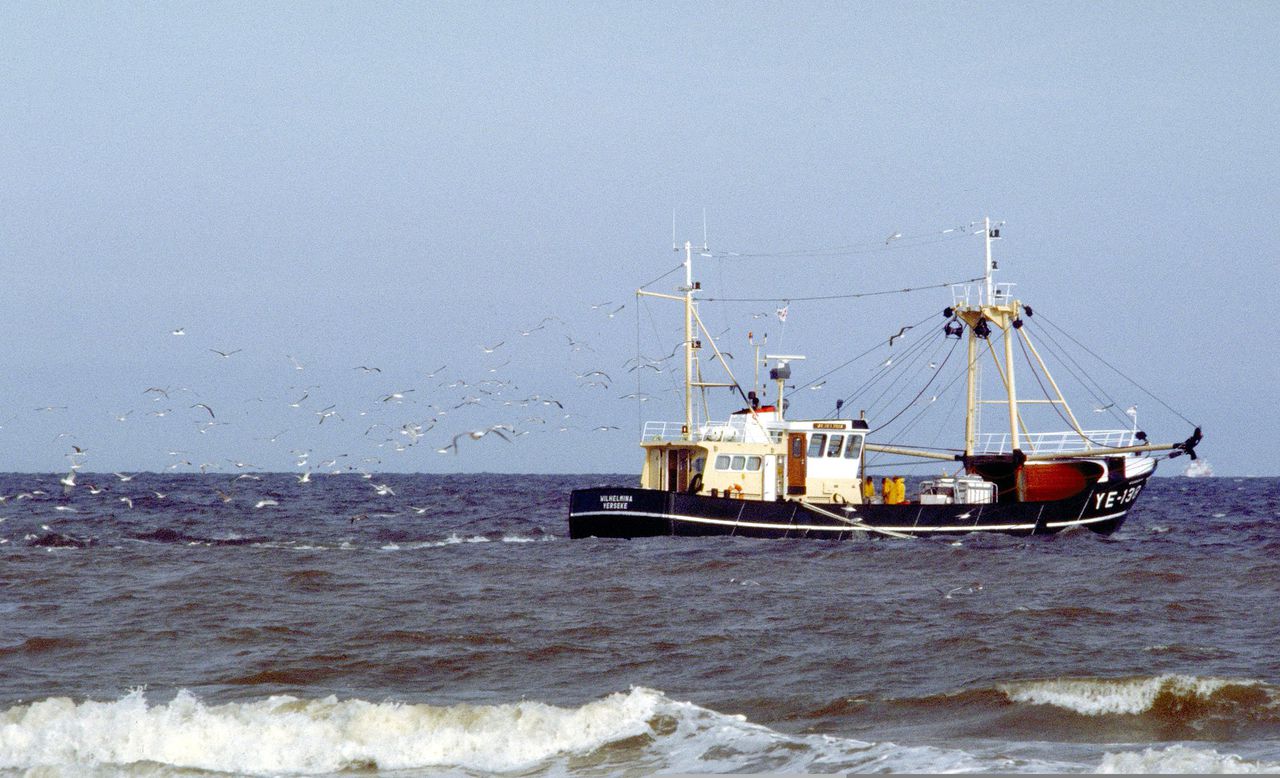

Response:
(666, 449), (691, 492)
(787, 433), (807, 495)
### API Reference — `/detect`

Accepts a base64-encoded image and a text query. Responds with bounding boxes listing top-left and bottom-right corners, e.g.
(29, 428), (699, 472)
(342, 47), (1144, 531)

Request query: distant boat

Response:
(1184, 459), (1214, 478)
(570, 219), (1203, 539)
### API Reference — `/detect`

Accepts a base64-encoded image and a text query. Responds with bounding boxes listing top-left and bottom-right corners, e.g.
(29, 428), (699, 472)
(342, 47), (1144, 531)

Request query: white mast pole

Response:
(684, 240), (694, 439)
(983, 216), (994, 305)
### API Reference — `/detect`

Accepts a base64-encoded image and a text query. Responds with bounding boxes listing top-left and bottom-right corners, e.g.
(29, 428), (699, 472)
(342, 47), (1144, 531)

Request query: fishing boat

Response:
(569, 220), (1202, 539)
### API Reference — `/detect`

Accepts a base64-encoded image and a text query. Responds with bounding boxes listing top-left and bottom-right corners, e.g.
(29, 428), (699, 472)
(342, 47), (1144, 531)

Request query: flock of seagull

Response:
(14, 301), (700, 496)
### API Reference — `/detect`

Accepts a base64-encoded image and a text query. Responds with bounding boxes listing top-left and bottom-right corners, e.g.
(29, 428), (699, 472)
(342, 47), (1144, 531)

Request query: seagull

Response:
(316, 405), (341, 424)
(606, 304), (626, 318)
(289, 392), (308, 408)
(481, 341), (504, 353)
(354, 365), (382, 373)
(372, 483), (395, 497)
(113, 472), (135, 482)
(296, 471), (311, 484)
(593, 425), (621, 432)
(885, 231), (902, 244)
(209, 348), (242, 358)
(589, 301), (613, 310)
(59, 471), (76, 492)
(119, 496), (134, 509)
(888, 325), (914, 347)
(254, 499), (278, 509)
(574, 370), (613, 383)
(436, 426), (512, 454)
(1093, 402), (1115, 413)
(286, 354), (305, 371)
(408, 505), (429, 514)
(215, 490), (233, 504)
(191, 403), (216, 419)
(143, 387), (170, 399)
(935, 582), (983, 599)
(808, 381), (826, 391)
(381, 390), (414, 403)
(170, 328), (186, 336)
(426, 364), (447, 378)
(564, 335), (594, 353)
(114, 411), (133, 422)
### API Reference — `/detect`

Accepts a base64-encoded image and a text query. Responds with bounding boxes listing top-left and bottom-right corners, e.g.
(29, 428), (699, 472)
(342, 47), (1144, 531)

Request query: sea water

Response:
(1, 473), (1277, 775)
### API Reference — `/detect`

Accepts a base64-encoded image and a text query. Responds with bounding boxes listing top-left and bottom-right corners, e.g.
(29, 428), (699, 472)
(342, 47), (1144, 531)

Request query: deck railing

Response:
(974, 429), (1136, 455)
(642, 416), (771, 443)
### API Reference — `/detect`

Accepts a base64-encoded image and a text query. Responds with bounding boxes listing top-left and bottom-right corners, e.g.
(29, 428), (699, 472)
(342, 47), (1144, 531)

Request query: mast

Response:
(683, 240), (694, 439)
(959, 217), (1021, 456)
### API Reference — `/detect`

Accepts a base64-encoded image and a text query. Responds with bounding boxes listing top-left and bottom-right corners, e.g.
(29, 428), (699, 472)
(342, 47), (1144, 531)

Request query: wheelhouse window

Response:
(730, 455), (746, 470)
(826, 435), (844, 458)
(844, 434), (864, 459)
(715, 455), (731, 470)
(807, 433), (826, 458)
(746, 456), (762, 471)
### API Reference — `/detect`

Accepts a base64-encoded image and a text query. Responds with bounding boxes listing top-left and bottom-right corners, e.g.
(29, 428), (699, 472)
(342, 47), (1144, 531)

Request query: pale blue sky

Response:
(2, 2), (1276, 475)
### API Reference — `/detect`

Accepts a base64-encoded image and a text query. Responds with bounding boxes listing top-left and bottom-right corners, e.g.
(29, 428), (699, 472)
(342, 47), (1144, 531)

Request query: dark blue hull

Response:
(569, 471), (1150, 539)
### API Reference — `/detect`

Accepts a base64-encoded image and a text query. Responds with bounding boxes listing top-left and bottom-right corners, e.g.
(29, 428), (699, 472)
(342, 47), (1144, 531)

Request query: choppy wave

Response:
(0, 687), (1063, 776)
(1096, 744), (1280, 773)
(999, 674), (1276, 718)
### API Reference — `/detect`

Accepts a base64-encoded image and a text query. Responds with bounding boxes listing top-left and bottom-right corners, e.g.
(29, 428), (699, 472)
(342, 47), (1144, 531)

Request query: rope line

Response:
(702, 277), (982, 303)
(1036, 313), (1198, 427)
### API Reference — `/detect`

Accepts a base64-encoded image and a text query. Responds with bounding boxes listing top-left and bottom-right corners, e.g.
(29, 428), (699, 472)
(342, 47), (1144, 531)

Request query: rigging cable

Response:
(702, 277), (984, 303)
(1023, 318), (1130, 428)
(862, 334), (947, 419)
(708, 223), (978, 260)
(796, 310), (938, 394)
(637, 263), (685, 292)
(870, 336), (961, 434)
(1014, 328), (1112, 448)
(1035, 311), (1197, 427)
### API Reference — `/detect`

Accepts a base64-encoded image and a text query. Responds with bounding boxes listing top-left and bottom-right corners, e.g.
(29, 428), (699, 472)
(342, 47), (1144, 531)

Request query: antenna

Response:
(672, 208), (678, 252)
(701, 208), (709, 253)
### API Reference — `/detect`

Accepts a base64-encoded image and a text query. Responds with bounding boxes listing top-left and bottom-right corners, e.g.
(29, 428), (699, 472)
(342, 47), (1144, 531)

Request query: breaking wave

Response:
(998, 674), (1276, 718)
(0, 687), (1057, 775)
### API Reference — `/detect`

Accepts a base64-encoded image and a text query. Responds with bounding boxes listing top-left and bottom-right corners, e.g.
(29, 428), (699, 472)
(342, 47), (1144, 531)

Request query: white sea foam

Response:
(0, 687), (660, 775)
(0, 687), (1061, 775)
(1096, 745), (1280, 773)
(999, 674), (1262, 716)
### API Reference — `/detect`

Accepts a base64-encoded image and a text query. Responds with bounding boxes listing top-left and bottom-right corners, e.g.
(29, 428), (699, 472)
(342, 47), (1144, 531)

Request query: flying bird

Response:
(209, 348), (242, 358)
(191, 403), (216, 419)
(888, 325), (914, 347)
